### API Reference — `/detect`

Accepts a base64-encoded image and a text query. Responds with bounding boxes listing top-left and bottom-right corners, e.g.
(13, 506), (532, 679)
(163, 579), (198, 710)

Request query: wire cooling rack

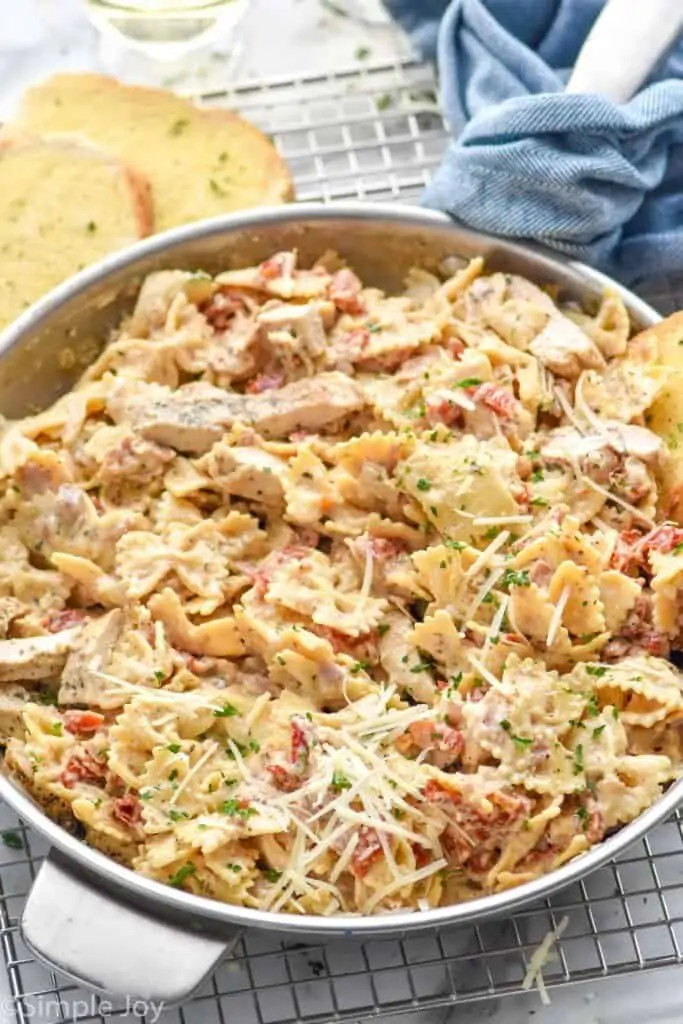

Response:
(2, 55), (683, 1024)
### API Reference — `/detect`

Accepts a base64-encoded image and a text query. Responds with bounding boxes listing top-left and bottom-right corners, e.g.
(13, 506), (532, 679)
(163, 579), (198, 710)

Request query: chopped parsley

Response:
(49, 722), (63, 736)
(573, 744), (584, 775)
(500, 719), (533, 749)
(351, 660), (371, 675)
(167, 743), (181, 754)
(447, 672), (462, 694)
(585, 693), (601, 717)
(531, 468), (544, 483)
(331, 771), (352, 792)
(499, 568), (531, 591)
(220, 799), (257, 819)
(530, 496), (549, 507)
(169, 863), (196, 887)
(483, 526), (500, 541)
(576, 806), (589, 829)
(410, 659), (434, 674)
(154, 670), (165, 682)
(168, 809), (189, 822)
(585, 665), (607, 678)
(592, 725), (606, 739)
(226, 739), (260, 759)
(444, 539), (466, 551)
(1, 831), (23, 851)
(226, 863), (242, 873)
(376, 93), (392, 111)
(377, 622), (390, 636)
(416, 478), (431, 491)
(169, 118), (189, 136)
(264, 868), (282, 883)
(209, 178), (228, 197)
(213, 703), (239, 718)
(454, 377), (482, 389)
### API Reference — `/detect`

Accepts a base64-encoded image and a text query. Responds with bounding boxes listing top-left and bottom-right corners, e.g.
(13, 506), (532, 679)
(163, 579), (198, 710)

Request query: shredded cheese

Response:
(553, 385), (586, 434)
(466, 529), (510, 578)
(169, 742), (218, 805)
(464, 565), (505, 624)
(521, 915), (569, 1005)
(364, 858), (447, 913)
(546, 584), (571, 648)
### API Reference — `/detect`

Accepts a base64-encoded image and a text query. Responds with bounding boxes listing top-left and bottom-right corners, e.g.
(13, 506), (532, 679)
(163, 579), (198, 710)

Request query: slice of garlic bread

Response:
(0, 133), (153, 330)
(17, 73), (294, 233)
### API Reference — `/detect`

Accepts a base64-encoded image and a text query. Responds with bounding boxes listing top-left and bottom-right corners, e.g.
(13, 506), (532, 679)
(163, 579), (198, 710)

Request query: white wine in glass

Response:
(83, 0), (249, 58)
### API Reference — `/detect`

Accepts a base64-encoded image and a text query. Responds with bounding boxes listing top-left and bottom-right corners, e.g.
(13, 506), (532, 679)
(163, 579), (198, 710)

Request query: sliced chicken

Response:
(530, 315), (605, 377)
(0, 629), (81, 683)
(0, 684), (34, 739)
(129, 270), (214, 336)
(250, 372), (365, 438)
(258, 302), (333, 373)
(198, 443), (288, 504)
(542, 423), (663, 465)
(137, 372), (365, 452)
(0, 597), (26, 638)
(58, 610), (123, 706)
(134, 382), (248, 453)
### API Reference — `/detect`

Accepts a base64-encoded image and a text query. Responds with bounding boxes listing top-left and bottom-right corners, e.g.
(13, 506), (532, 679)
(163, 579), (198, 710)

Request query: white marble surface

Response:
(0, 0), (410, 117)
(1, 4), (683, 1023)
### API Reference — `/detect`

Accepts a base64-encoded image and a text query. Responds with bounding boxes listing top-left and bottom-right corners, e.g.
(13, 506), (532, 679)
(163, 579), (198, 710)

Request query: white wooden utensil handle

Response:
(566, 0), (683, 102)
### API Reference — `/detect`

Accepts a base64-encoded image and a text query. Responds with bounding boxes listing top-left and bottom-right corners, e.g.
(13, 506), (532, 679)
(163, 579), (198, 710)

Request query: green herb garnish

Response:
(331, 771), (351, 792)
(573, 744), (584, 775)
(1, 831), (23, 850)
(169, 863), (196, 887)
(499, 569), (531, 591)
(220, 799), (257, 819)
(213, 703), (239, 718)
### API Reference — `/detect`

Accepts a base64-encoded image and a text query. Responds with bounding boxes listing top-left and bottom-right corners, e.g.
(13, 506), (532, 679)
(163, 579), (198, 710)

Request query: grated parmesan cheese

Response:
(466, 529), (510, 578)
(546, 584), (571, 648)
(521, 915), (569, 1004)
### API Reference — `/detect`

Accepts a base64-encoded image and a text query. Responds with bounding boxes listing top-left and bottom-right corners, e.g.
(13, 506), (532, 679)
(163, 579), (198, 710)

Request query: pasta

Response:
(2, 251), (683, 917)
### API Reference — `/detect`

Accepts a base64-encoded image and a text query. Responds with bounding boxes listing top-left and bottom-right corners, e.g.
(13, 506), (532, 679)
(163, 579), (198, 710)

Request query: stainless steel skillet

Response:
(0, 202), (677, 1004)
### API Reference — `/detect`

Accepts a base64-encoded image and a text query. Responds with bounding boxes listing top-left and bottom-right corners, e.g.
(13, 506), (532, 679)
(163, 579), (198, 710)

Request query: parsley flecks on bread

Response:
(16, 73), (294, 233)
(0, 133), (153, 330)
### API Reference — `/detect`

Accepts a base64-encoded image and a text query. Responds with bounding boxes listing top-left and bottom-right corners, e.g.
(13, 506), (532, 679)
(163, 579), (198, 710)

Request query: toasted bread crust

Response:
(17, 73), (295, 229)
(0, 132), (154, 328)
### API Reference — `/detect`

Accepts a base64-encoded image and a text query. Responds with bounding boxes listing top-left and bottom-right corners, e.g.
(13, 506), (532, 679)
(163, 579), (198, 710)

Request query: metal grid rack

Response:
(2, 56), (683, 1024)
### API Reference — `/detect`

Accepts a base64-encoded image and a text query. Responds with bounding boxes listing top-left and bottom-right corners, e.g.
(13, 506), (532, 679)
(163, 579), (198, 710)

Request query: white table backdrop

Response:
(1, 2), (682, 1021)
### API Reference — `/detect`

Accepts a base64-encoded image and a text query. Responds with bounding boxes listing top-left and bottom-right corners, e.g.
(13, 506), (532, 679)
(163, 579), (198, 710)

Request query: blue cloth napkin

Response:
(385, 0), (683, 286)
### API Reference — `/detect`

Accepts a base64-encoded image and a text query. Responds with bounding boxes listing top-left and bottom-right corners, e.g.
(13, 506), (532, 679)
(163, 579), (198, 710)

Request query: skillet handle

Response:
(21, 852), (230, 1005)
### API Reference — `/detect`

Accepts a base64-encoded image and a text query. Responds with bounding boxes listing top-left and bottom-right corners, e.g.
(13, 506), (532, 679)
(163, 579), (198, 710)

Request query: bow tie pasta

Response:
(2, 254), (683, 916)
